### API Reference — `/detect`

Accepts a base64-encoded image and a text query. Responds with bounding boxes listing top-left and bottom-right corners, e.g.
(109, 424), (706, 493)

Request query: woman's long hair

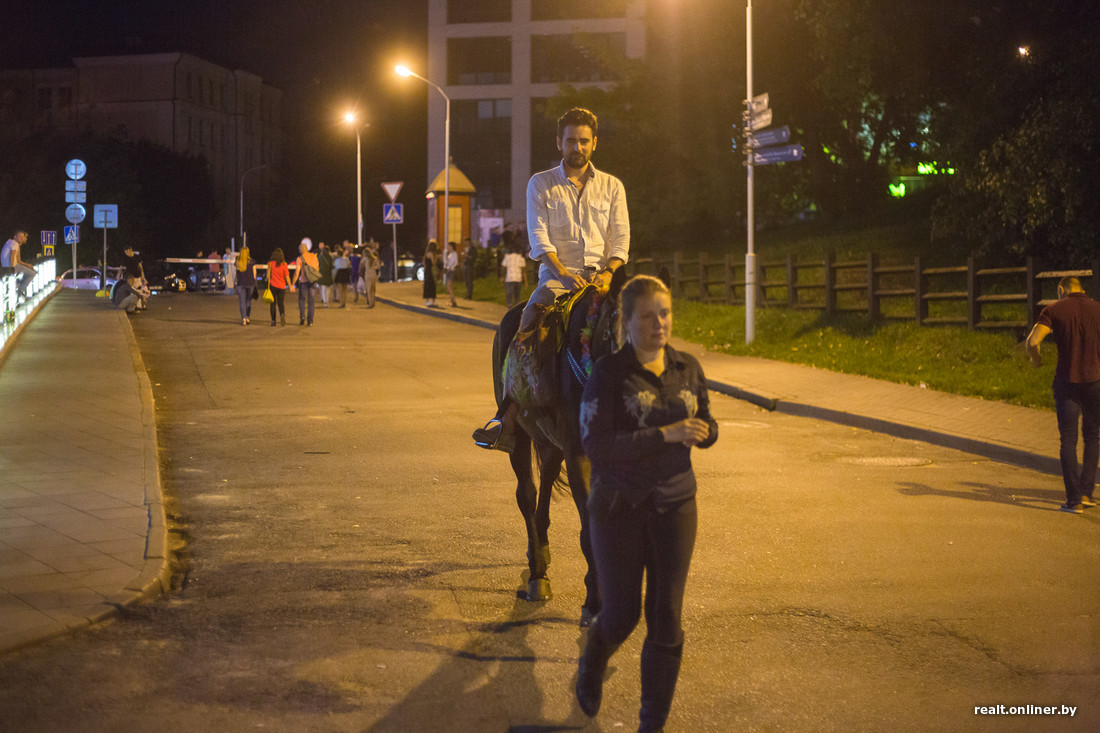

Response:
(270, 248), (285, 265)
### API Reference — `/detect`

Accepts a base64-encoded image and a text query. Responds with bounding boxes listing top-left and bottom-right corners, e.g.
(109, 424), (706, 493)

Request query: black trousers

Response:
(590, 494), (697, 647)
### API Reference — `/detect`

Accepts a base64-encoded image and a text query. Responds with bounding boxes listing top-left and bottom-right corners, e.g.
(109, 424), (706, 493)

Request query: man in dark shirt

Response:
(1027, 276), (1100, 513)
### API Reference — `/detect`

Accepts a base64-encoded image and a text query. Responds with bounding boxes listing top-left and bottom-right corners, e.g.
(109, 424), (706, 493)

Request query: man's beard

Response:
(565, 151), (589, 169)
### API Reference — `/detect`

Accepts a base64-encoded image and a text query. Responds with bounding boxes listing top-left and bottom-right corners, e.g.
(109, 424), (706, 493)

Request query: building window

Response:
(452, 98), (512, 209)
(531, 0), (629, 21)
(447, 37), (511, 86)
(531, 33), (626, 83)
(530, 98), (561, 176)
(447, 0), (510, 23)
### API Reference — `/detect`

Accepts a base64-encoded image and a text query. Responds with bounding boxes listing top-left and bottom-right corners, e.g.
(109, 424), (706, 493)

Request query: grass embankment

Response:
(470, 213), (1056, 410)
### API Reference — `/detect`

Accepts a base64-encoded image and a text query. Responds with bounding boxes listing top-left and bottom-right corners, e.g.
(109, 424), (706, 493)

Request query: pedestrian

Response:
(1026, 275), (1100, 513)
(474, 107), (629, 451)
(500, 231), (528, 308)
(462, 236), (476, 299)
(110, 278), (140, 313)
(359, 246), (380, 308)
(235, 246), (257, 325)
(120, 243), (149, 310)
(333, 245), (351, 307)
(318, 241), (335, 306)
(443, 240), (459, 307)
(423, 240), (439, 307)
(575, 274), (717, 731)
(293, 240), (319, 326)
(349, 241), (362, 304)
(223, 246), (236, 291)
(1, 230), (35, 300)
(266, 247), (292, 326)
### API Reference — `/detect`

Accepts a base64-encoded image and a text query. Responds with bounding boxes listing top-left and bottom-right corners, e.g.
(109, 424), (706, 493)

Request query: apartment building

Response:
(424, 0), (646, 236)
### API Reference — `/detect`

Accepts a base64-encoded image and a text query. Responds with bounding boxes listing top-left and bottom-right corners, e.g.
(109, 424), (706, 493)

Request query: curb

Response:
(379, 293), (1061, 479)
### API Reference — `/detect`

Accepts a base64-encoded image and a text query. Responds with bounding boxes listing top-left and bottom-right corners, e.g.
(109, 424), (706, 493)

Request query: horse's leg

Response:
(511, 429), (552, 601)
(563, 449), (599, 626)
(534, 442), (563, 571)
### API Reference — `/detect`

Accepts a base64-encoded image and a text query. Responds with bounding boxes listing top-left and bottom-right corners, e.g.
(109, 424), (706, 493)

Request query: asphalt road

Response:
(0, 292), (1096, 732)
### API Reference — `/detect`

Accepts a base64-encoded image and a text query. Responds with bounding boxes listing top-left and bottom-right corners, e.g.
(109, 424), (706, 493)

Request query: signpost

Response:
(382, 182), (403, 281)
(753, 143), (803, 165)
(94, 205), (118, 294)
(65, 159), (87, 288)
(751, 125), (790, 148)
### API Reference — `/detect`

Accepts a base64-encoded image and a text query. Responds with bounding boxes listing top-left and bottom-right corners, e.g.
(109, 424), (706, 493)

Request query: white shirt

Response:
(526, 162), (629, 288)
(443, 250), (458, 271)
(502, 252), (526, 283)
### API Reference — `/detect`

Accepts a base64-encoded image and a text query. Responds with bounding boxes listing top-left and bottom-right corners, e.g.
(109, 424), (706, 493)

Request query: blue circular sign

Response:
(66, 204), (86, 224)
(65, 159), (87, 180)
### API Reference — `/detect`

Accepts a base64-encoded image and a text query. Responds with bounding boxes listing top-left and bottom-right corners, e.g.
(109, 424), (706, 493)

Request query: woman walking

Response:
(576, 275), (718, 732)
(333, 245), (351, 307)
(266, 248), (292, 326)
(442, 240), (459, 307)
(235, 246), (258, 325)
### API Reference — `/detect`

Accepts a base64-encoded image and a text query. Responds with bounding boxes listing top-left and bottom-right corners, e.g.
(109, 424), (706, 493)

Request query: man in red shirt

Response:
(1027, 276), (1100, 513)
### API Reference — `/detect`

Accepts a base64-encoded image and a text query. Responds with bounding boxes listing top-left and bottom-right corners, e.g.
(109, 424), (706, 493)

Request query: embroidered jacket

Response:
(580, 343), (718, 512)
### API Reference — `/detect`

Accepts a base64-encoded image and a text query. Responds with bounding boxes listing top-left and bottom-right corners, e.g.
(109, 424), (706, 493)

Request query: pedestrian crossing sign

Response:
(383, 203), (404, 224)
(64, 226), (79, 244)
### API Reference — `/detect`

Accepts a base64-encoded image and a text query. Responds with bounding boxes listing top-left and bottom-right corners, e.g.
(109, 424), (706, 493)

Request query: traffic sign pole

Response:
(745, 0), (755, 344)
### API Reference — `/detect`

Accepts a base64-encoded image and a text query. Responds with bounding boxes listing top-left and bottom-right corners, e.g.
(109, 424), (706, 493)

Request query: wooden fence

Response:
(628, 252), (1100, 330)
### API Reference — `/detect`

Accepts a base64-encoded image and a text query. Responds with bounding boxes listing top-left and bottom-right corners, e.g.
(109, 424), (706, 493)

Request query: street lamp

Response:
(396, 64), (451, 251)
(344, 112), (368, 248)
(239, 164), (267, 249)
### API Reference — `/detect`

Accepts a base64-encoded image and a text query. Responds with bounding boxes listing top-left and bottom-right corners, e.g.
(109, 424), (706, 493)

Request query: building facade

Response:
(424, 0), (646, 239)
(0, 53), (281, 249)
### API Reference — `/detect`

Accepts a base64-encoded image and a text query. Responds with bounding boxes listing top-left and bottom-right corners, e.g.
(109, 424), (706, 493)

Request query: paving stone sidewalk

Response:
(0, 289), (168, 655)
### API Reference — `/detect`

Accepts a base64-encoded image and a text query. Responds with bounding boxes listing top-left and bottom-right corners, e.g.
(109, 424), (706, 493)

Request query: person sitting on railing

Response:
(1, 230), (35, 300)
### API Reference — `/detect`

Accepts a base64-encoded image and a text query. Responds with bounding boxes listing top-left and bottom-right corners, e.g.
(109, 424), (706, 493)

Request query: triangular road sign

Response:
(381, 182), (403, 202)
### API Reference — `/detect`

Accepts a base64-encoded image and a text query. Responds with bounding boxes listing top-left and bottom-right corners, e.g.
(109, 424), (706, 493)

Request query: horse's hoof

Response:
(527, 578), (553, 602)
(579, 608), (598, 628)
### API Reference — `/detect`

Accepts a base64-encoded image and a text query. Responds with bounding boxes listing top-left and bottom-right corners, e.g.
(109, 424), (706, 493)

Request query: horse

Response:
(490, 268), (627, 626)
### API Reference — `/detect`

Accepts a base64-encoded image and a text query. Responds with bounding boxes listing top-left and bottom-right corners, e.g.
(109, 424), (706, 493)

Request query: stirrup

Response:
(472, 418), (514, 453)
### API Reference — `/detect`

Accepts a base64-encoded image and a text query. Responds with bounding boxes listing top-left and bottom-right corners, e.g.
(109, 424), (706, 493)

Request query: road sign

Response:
(65, 191), (87, 203)
(753, 143), (804, 165)
(41, 230), (57, 246)
(749, 93), (769, 113)
(66, 204), (86, 224)
(65, 159), (86, 180)
(65, 180), (87, 192)
(383, 203), (404, 224)
(94, 204), (118, 229)
(381, 182), (404, 202)
(748, 108), (773, 131)
(64, 226), (79, 244)
(752, 125), (790, 148)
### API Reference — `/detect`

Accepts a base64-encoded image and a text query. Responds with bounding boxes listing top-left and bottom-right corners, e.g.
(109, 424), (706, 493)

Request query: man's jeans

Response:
(13, 263), (34, 295)
(1053, 378), (1100, 504)
(297, 281), (316, 324)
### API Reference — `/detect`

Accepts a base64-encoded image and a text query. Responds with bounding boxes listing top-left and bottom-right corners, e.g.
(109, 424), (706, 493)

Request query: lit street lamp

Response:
(239, 164), (267, 249)
(395, 64), (451, 250)
(344, 112), (369, 248)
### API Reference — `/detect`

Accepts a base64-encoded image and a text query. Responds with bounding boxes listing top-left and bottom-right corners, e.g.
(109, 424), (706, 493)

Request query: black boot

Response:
(638, 639), (683, 732)
(576, 624), (620, 717)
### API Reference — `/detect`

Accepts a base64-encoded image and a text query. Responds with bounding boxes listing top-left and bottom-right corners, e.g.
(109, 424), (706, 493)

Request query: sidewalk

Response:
(0, 289), (168, 655)
(0, 281), (1063, 657)
(377, 279), (1062, 477)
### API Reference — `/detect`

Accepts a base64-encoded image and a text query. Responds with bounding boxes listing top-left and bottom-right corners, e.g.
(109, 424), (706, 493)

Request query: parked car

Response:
(57, 266), (120, 290)
(186, 267), (226, 292)
(395, 253), (423, 282)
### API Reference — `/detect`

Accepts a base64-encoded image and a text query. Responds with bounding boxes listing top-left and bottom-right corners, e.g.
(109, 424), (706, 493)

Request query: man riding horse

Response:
(473, 107), (630, 452)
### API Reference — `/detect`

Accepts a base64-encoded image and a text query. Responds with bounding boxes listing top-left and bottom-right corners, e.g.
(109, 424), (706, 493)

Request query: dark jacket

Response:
(580, 343), (718, 513)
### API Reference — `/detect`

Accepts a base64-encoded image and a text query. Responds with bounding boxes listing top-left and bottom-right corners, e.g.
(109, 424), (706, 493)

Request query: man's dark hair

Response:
(557, 108), (598, 138)
(1059, 276), (1084, 293)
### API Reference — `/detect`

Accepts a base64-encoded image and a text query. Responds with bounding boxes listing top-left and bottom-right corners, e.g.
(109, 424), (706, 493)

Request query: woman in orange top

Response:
(266, 248), (292, 326)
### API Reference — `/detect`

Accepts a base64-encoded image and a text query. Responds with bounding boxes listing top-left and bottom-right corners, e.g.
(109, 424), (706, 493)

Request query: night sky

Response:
(1, 0), (433, 249)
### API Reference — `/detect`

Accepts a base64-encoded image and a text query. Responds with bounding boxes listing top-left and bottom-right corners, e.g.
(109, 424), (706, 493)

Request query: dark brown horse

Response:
(491, 269), (626, 626)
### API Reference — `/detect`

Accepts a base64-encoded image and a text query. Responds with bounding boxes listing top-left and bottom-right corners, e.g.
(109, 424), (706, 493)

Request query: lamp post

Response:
(344, 112), (368, 248)
(239, 164), (267, 250)
(396, 64), (450, 250)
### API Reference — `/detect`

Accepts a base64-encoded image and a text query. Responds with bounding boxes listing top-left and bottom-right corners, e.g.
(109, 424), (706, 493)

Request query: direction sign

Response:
(751, 125), (790, 148)
(748, 108), (773, 131)
(66, 204), (86, 224)
(65, 159), (87, 180)
(41, 230), (57, 246)
(753, 143), (804, 165)
(381, 181), (404, 202)
(65, 191), (87, 203)
(94, 204), (118, 229)
(383, 203), (404, 224)
(749, 93), (769, 113)
(65, 226), (79, 244)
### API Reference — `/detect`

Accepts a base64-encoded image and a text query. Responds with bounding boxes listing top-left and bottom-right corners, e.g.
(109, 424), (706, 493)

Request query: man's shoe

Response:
(1080, 496), (1096, 508)
(1060, 502), (1084, 514)
(472, 419), (515, 453)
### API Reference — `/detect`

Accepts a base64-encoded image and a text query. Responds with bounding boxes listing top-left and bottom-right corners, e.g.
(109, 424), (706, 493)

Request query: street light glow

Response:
(345, 111), (357, 123)
(395, 65), (412, 77)
(1017, 45), (1030, 58)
